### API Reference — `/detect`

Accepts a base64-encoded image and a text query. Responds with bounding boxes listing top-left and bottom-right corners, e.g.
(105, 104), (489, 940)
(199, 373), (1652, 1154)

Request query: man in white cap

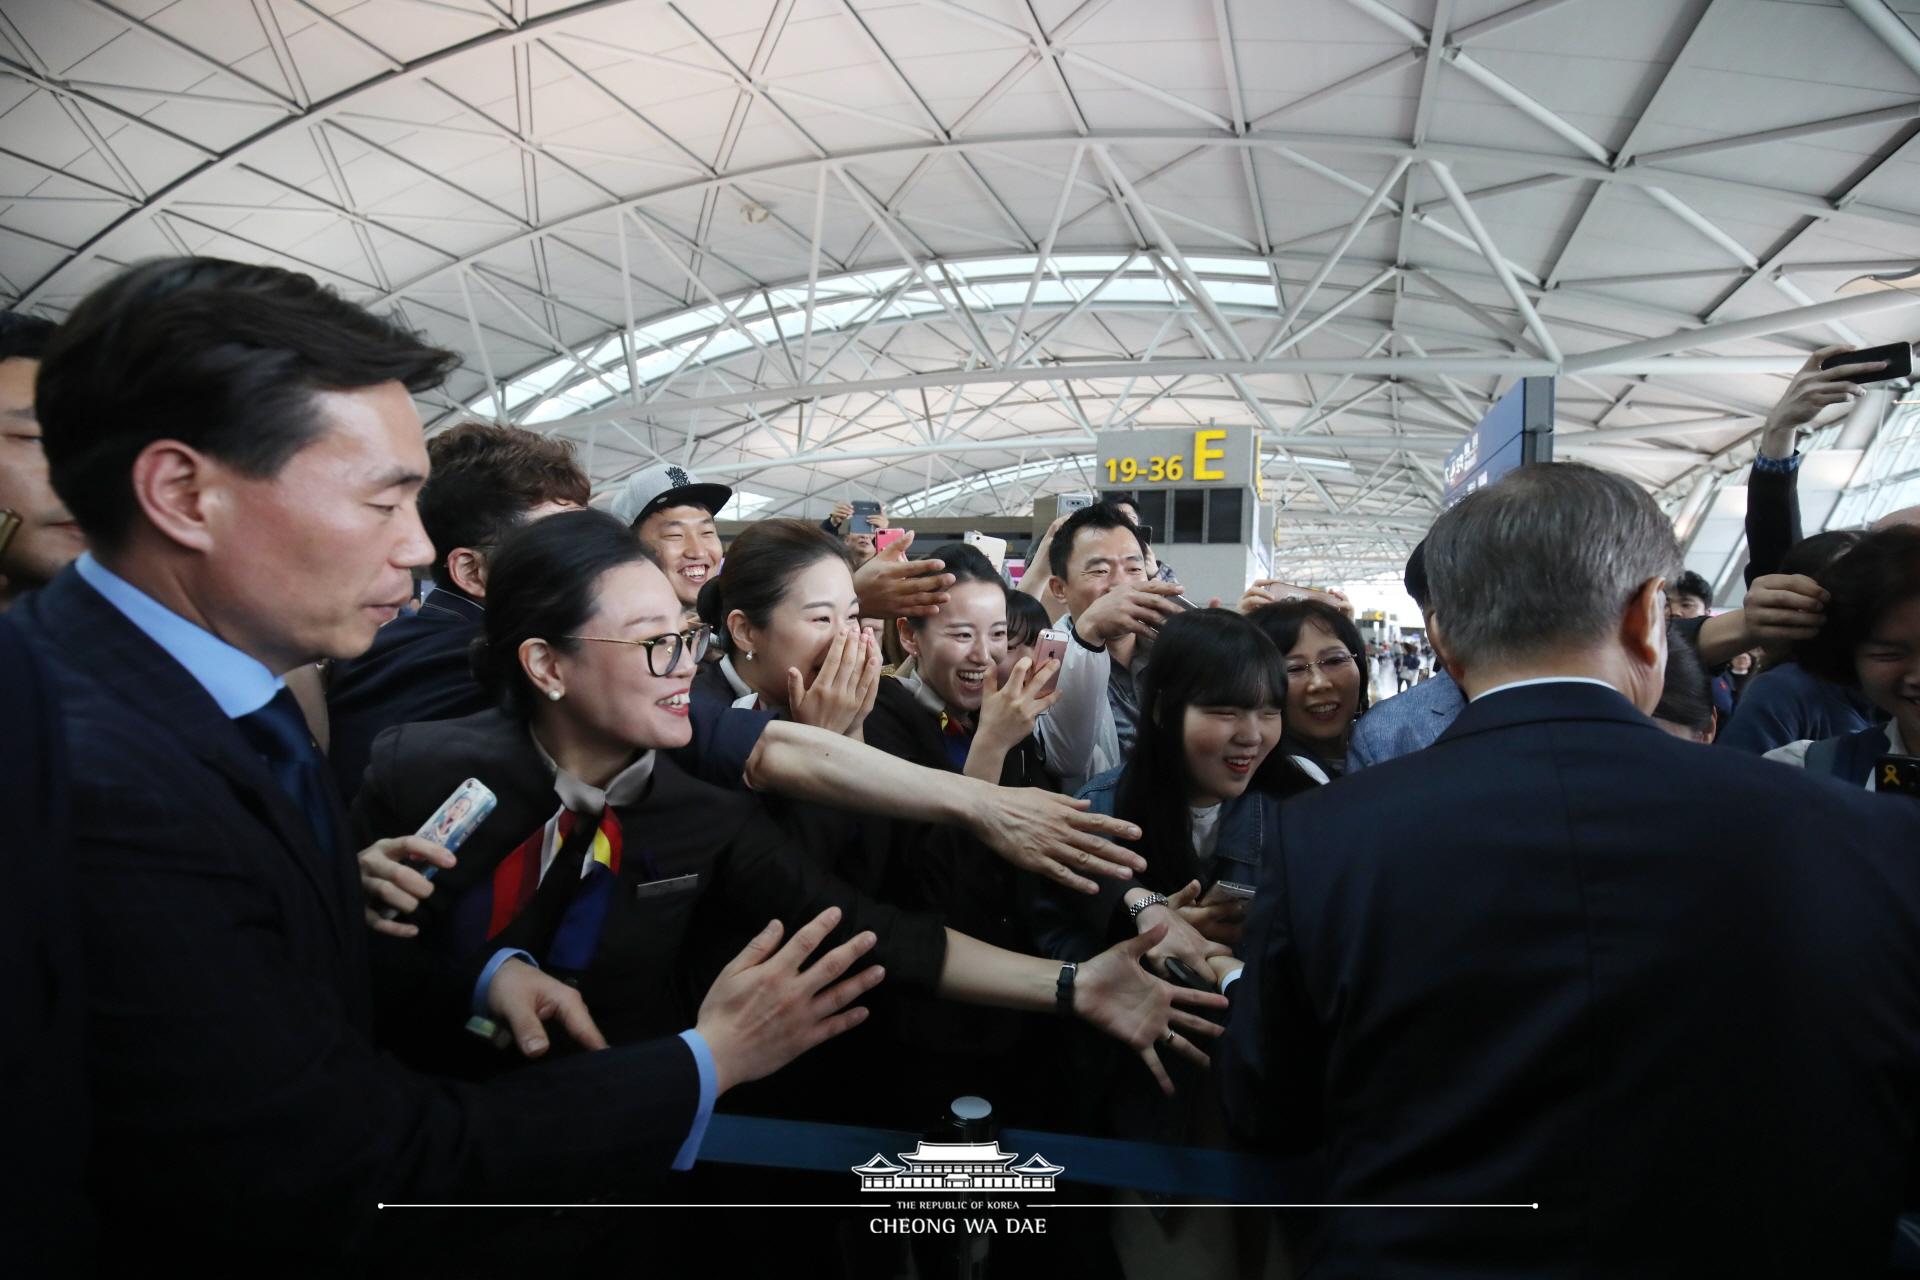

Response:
(609, 462), (731, 613)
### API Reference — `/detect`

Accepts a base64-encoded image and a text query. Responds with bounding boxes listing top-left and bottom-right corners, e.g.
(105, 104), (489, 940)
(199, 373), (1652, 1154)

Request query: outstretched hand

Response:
(1077, 922), (1231, 1095)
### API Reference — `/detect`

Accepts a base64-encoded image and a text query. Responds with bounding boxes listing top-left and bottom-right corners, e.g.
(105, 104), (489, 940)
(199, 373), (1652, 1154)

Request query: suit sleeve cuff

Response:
(1220, 967), (1243, 994)
(473, 948), (537, 1017)
(673, 1029), (719, 1171)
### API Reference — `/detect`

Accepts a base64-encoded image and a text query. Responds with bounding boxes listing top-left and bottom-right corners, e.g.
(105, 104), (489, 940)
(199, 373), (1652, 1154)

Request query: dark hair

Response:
(1673, 570), (1713, 607)
(907, 541), (1002, 629)
(418, 422), (589, 591)
(1654, 623), (1716, 737)
(35, 257), (459, 549)
(0, 312), (55, 363)
(697, 518), (851, 654)
(1779, 529), (1865, 582)
(1246, 599), (1372, 767)
(1048, 501), (1150, 582)
(1005, 589), (1051, 649)
(1798, 526), (1920, 688)
(1404, 538), (1431, 611)
(474, 509), (659, 718)
(1114, 609), (1289, 894)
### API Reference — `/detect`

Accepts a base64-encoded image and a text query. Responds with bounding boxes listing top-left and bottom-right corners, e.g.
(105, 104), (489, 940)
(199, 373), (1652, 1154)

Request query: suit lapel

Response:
(26, 570), (359, 952)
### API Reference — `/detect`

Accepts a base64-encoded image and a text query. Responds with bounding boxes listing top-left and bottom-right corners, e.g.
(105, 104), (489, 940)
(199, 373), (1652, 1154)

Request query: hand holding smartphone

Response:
(1820, 342), (1912, 384)
(1030, 627), (1070, 697)
(376, 778), (498, 921)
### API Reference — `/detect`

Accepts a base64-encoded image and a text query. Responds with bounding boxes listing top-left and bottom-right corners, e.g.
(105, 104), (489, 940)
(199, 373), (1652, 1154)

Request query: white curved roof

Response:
(5, 0), (1920, 582)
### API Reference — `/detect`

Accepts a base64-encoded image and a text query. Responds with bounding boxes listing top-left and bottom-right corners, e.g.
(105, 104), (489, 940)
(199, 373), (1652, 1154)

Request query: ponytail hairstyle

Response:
(1114, 609), (1288, 894)
(471, 509), (657, 719)
(695, 517), (851, 656)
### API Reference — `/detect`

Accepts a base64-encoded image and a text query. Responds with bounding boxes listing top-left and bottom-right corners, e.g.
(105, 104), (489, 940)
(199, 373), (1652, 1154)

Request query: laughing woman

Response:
(352, 512), (1222, 1116)
(691, 518), (881, 738)
(1024, 609), (1296, 1279)
(1246, 598), (1372, 784)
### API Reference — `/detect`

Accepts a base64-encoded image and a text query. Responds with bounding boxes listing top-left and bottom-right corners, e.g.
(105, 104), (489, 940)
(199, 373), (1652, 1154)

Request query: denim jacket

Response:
(1021, 765), (1282, 965)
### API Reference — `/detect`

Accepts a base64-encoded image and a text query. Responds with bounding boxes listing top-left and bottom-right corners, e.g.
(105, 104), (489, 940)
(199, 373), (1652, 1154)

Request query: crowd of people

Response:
(5, 258), (1920, 1279)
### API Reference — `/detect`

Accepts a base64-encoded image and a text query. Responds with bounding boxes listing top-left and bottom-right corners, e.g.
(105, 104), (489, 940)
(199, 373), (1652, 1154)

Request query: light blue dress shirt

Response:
(76, 553), (720, 1169)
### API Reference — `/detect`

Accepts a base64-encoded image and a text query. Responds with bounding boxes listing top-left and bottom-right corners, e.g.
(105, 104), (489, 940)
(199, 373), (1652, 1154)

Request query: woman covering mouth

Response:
(691, 518), (878, 740)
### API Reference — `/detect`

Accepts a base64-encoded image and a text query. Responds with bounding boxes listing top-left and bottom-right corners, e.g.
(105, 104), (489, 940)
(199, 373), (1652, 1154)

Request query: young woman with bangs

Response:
(1022, 608), (1297, 1280)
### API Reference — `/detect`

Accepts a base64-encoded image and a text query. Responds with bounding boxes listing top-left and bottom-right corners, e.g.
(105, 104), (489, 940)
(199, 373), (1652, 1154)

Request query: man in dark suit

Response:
(0, 614), (91, 1269)
(325, 420), (588, 799)
(13, 257), (883, 1271)
(1217, 461), (1920, 1277)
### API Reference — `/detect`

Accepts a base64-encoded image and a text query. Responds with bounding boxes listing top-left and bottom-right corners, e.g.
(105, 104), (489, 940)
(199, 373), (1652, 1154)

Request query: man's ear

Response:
(1047, 575), (1068, 605)
(130, 440), (220, 553)
(1623, 577), (1666, 668)
(445, 546), (488, 599)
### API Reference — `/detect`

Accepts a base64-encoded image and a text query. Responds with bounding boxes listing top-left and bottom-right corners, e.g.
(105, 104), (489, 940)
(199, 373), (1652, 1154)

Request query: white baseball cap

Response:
(607, 462), (733, 529)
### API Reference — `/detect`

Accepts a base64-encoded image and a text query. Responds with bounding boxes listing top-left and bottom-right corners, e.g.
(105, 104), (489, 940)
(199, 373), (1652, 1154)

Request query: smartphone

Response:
(1160, 956), (1215, 992)
(376, 777), (498, 922)
(847, 499), (883, 535)
(874, 527), (907, 553)
(1058, 493), (1094, 513)
(1031, 627), (1069, 698)
(963, 529), (1008, 572)
(1206, 880), (1257, 902)
(0, 509), (19, 559)
(1821, 341), (1912, 384)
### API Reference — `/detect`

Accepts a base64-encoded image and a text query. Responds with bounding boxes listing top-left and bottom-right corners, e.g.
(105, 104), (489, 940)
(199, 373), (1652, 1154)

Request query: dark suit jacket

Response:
(326, 589), (489, 801)
(0, 613), (92, 1268)
(352, 707), (948, 1047)
(1218, 681), (1920, 1279)
(13, 568), (706, 1271)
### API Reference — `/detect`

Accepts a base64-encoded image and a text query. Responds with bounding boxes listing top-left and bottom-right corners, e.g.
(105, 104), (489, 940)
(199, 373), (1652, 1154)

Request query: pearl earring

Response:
(746, 650), (756, 662)
(548, 688), (563, 702)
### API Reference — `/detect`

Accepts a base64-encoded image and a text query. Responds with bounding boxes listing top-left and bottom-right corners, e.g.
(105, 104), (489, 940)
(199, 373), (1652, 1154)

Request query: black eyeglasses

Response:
(562, 624), (712, 676)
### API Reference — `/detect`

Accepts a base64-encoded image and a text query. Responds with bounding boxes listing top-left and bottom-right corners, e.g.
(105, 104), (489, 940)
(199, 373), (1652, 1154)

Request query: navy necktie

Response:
(234, 687), (338, 856)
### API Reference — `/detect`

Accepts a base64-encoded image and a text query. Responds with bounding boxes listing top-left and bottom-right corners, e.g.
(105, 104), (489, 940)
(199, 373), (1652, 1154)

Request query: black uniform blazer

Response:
(353, 709), (949, 1045)
(13, 568), (706, 1270)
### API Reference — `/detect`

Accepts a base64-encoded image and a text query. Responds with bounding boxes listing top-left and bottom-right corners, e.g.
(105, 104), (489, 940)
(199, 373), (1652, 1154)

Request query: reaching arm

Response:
(1033, 636), (1113, 790)
(744, 719), (1145, 893)
(935, 925), (1227, 1096)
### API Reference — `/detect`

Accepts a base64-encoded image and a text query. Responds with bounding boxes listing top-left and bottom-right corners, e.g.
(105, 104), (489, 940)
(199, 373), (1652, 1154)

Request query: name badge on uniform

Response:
(1877, 753), (1920, 798)
(634, 873), (700, 901)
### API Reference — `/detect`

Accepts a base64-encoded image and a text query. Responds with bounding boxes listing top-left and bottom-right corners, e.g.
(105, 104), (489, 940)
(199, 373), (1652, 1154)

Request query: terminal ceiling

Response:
(6, 0), (1920, 579)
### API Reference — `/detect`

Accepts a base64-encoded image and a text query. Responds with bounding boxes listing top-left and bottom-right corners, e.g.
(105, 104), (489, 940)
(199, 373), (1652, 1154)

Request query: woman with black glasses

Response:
(1246, 598), (1372, 785)
(352, 511), (1223, 1111)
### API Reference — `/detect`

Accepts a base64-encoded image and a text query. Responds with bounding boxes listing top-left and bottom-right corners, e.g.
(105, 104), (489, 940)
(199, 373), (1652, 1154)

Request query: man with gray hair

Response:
(1216, 462), (1920, 1276)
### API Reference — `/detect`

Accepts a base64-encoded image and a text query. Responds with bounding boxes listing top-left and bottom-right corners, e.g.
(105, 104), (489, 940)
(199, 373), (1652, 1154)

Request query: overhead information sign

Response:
(1097, 424), (1257, 489)
(1442, 377), (1555, 507)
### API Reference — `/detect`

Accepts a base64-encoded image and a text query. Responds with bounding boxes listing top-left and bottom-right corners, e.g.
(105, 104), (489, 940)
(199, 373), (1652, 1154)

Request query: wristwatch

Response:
(1055, 962), (1077, 1017)
(1127, 891), (1170, 922)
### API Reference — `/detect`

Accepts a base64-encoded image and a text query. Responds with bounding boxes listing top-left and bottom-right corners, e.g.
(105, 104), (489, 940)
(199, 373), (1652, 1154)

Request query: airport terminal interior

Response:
(8, 0), (1920, 1276)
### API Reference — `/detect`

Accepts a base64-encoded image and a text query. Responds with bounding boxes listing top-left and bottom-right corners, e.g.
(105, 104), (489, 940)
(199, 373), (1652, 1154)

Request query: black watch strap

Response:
(1055, 962), (1077, 1017)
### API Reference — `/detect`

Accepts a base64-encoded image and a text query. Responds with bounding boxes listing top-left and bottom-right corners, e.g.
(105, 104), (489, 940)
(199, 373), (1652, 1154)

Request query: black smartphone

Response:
(1821, 342), (1912, 384)
(847, 499), (882, 535)
(1160, 956), (1215, 992)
